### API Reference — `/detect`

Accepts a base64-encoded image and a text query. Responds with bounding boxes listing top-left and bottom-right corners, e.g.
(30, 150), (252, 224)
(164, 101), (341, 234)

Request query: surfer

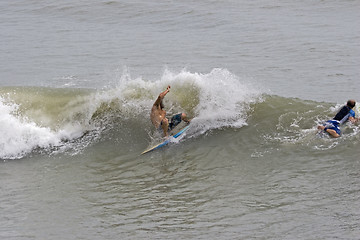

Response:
(150, 85), (190, 137)
(317, 99), (358, 138)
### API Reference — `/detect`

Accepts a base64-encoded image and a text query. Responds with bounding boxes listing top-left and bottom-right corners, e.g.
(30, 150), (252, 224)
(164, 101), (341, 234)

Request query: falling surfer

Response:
(150, 85), (190, 137)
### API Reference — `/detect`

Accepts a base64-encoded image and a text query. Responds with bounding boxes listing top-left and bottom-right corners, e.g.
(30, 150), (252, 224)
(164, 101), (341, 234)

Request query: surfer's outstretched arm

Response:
(154, 85), (170, 107)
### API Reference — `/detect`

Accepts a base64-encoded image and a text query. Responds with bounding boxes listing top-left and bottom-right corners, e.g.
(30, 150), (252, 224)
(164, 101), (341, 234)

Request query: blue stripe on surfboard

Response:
(173, 125), (190, 138)
(141, 125), (190, 154)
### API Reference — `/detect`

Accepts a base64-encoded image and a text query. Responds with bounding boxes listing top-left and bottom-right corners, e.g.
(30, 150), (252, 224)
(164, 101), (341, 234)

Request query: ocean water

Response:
(1, 1), (360, 239)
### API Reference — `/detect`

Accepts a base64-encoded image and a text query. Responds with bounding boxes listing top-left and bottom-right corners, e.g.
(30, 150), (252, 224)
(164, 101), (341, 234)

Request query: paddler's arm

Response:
(349, 109), (358, 123)
(154, 85), (170, 107)
(349, 116), (358, 124)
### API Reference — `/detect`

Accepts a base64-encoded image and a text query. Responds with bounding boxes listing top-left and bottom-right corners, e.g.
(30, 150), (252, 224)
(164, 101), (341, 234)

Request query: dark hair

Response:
(347, 100), (356, 109)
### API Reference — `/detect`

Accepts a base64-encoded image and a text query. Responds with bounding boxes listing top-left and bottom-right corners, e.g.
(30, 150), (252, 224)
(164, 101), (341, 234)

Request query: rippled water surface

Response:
(1, 0), (360, 239)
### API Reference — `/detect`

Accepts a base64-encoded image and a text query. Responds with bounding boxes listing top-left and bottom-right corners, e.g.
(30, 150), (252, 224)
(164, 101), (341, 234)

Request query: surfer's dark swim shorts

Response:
(169, 113), (182, 130)
(158, 113), (183, 132)
(323, 120), (341, 135)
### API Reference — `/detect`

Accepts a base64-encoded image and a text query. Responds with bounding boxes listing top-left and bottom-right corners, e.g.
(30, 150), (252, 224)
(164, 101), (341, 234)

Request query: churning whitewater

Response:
(0, 69), (260, 159)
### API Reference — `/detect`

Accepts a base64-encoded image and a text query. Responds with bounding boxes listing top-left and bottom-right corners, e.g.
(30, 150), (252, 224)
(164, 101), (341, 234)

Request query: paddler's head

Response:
(347, 100), (356, 109)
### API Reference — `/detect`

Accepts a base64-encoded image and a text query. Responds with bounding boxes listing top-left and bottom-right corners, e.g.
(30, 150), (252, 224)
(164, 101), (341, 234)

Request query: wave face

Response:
(0, 69), (259, 159)
(1, 68), (359, 160)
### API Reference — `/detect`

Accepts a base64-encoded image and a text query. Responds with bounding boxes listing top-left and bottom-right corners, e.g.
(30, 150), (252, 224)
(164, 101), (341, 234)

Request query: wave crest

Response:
(0, 68), (262, 159)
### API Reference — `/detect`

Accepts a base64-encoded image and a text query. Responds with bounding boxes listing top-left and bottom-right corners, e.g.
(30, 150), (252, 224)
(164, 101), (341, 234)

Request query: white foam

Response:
(114, 68), (262, 134)
(153, 68), (262, 135)
(0, 98), (62, 159)
(0, 95), (94, 159)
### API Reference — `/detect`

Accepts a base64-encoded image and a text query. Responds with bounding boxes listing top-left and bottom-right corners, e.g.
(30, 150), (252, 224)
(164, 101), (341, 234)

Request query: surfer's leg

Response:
(161, 118), (169, 136)
(180, 113), (190, 123)
(326, 129), (340, 138)
(318, 121), (340, 138)
(317, 125), (325, 131)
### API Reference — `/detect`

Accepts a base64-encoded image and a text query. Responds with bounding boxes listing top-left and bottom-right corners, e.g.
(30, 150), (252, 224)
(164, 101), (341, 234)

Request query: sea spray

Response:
(0, 89), (104, 159)
(0, 97), (61, 159)
(0, 68), (263, 159)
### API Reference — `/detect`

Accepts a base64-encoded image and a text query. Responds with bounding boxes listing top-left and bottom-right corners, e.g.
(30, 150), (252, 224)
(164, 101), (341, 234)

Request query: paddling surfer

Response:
(150, 85), (190, 137)
(317, 99), (358, 138)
